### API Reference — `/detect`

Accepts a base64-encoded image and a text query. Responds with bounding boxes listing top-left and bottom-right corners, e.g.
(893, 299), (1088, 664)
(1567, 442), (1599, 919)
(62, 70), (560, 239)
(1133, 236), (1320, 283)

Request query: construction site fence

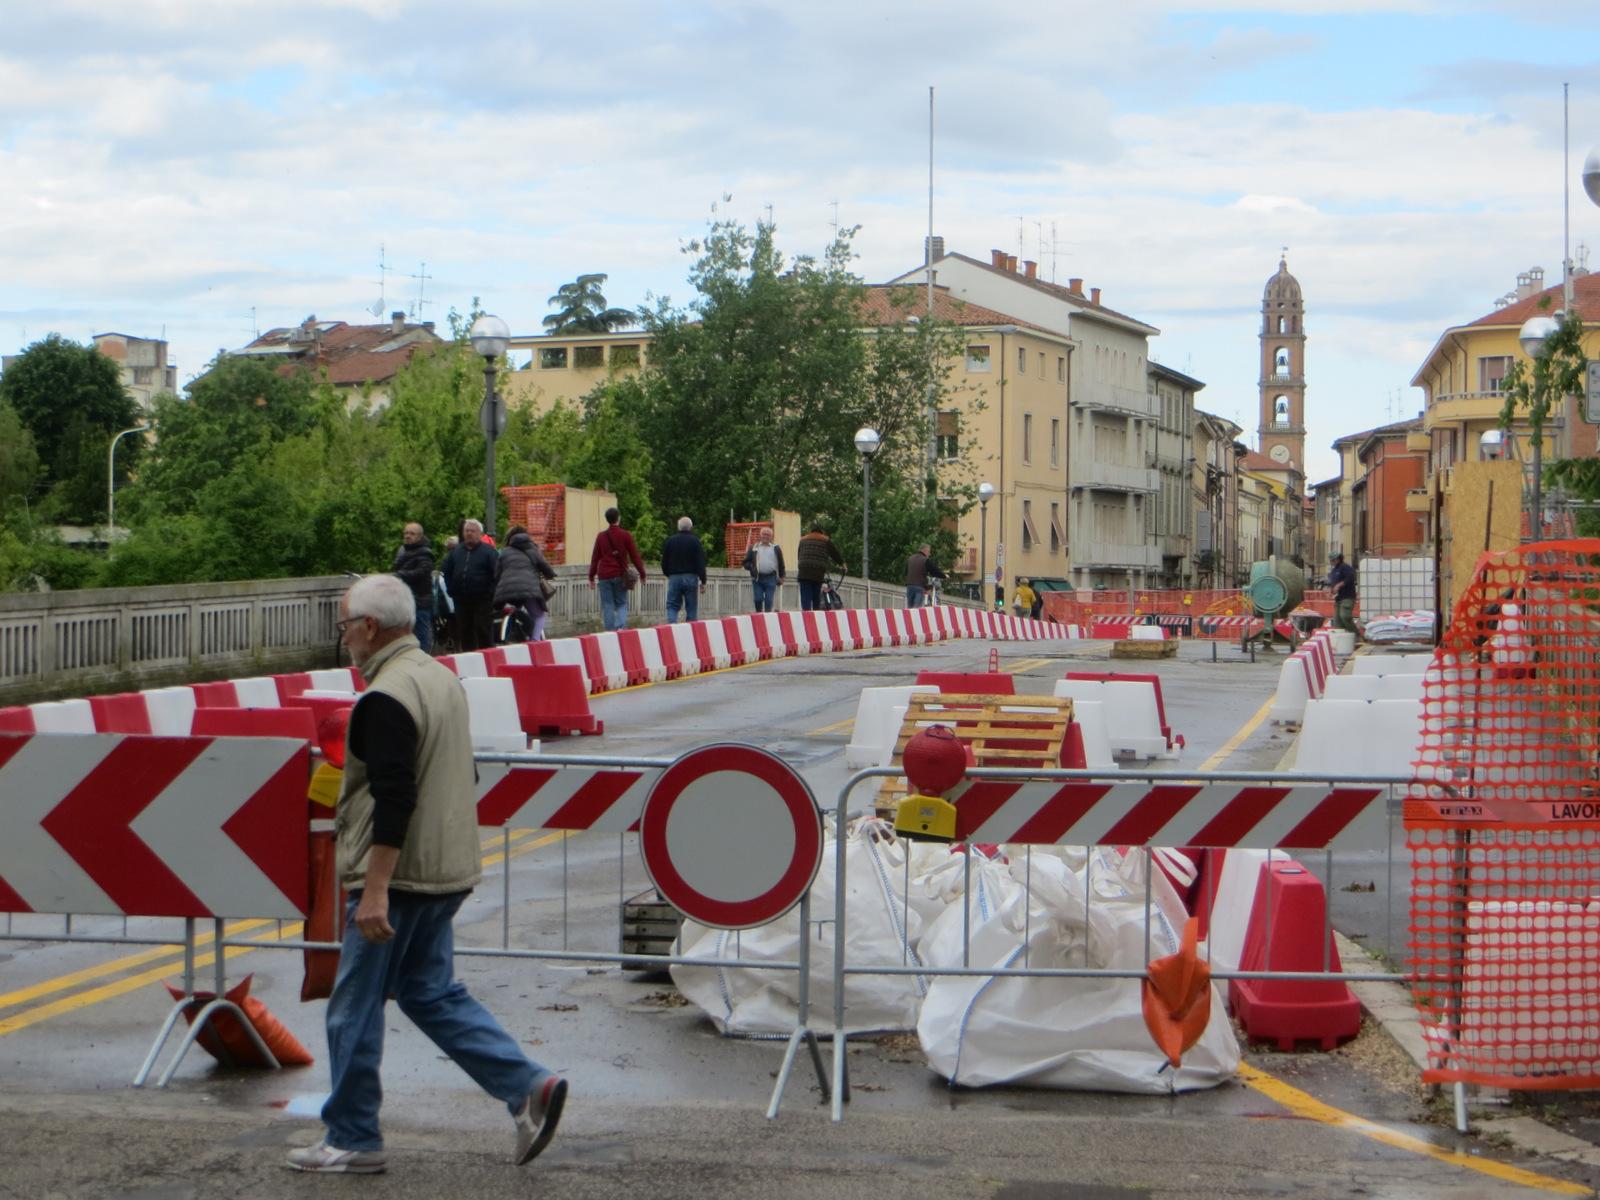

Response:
(1042, 588), (1337, 635)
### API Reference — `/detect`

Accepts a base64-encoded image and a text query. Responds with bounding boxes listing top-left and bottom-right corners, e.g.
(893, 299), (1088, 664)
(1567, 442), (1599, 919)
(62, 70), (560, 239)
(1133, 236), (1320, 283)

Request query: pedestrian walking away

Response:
(493, 525), (558, 642)
(391, 522), (435, 653)
(795, 524), (845, 611)
(1328, 553), (1358, 635)
(1012, 577), (1037, 620)
(660, 516), (708, 623)
(904, 543), (945, 609)
(588, 507), (647, 632)
(741, 526), (785, 612)
(287, 575), (567, 1175)
(440, 519), (498, 651)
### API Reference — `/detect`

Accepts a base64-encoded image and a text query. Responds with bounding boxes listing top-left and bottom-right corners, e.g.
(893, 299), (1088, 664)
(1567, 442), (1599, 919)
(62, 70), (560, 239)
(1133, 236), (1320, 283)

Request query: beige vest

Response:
(335, 636), (483, 894)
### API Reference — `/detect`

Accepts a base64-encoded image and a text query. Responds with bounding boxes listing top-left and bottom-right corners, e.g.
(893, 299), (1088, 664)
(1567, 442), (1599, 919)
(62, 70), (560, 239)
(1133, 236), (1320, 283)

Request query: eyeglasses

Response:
(335, 615), (372, 634)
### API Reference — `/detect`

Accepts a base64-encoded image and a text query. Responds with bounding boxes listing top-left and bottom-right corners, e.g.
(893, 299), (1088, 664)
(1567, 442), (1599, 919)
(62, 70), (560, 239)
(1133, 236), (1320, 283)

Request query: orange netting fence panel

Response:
(723, 521), (772, 569)
(1406, 539), (1600, 1089)
(502, 484), (567, 565)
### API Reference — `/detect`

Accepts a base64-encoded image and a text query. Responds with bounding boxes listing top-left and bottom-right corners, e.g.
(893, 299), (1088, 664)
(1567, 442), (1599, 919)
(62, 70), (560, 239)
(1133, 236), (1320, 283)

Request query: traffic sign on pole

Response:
(638, 743), (822, 930)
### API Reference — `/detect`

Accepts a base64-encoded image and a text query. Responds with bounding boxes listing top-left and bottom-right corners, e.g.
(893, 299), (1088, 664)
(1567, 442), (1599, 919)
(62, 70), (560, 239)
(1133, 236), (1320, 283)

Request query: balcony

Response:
(1070, 459), (1158, 494)
(1405, 489), (1431, 514)
(1425, 391), (1510, 426)
(1078, 542), (1162, 570)
(1071, 385), (1153, 419)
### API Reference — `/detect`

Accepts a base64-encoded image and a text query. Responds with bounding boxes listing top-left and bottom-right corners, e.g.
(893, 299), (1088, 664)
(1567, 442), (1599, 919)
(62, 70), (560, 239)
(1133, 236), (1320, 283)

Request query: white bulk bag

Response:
(917, 849), (1240, 1093)
(670, 820), (946, 1035)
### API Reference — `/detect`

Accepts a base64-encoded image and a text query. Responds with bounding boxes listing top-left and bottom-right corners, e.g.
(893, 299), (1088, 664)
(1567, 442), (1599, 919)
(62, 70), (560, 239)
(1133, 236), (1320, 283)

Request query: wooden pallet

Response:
(875, 693), (1074, 811)
(1111, 638), (1178, 659)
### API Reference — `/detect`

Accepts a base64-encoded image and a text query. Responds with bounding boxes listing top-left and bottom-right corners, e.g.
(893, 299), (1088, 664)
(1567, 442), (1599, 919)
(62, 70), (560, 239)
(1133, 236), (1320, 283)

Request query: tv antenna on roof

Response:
(408, 262), (432, 320)
(369, 243), (391, 317)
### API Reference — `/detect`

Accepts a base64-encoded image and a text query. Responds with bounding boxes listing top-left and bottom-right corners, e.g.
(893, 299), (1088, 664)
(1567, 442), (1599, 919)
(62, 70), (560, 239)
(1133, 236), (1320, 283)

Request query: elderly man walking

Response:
(287, 575), (566, 1174)
(441, 519), (497, 650)
(391, 522), (435, 653)
(660, 516), (707, 623)
(741, 526), (785, 613)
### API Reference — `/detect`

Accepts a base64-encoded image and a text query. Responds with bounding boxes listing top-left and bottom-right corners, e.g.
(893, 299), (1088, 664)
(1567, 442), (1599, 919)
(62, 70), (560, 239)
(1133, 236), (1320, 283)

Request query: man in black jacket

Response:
(441, 519), (498, 650)
(660, 517), (708, 623)
(391, 522), (435, 652)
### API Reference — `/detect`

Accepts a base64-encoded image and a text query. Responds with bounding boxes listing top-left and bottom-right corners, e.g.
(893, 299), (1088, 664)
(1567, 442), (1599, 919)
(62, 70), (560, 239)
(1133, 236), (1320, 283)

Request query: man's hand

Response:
(588, 579), (596, 589)
(354, 889), (394, 942)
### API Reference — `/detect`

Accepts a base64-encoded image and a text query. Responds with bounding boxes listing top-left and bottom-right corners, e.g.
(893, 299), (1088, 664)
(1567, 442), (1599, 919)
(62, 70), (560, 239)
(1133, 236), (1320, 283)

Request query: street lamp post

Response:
(107, 423), (149, 535)
(1518, 314), (1560, 539)
(469, 315), (511, 536)
(854, 427), (881, 608)
(977, 481), (994, 611)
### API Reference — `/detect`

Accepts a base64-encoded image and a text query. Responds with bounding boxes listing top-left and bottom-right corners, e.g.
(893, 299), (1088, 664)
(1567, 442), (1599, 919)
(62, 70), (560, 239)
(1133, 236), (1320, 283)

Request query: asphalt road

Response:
(0, 634), (1591, 1199)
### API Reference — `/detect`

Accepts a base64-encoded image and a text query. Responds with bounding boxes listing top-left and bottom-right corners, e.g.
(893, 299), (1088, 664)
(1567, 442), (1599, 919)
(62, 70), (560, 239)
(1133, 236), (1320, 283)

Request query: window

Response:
(132, 366), (155, 385)
(538, 347), (568, 369)
(610, 344), (640, 367)
(1274, 347), (1290, 377)
(1057, 356), (1065, 382)
(1274, 395), (1290, 426)
(1017, 345), (1027, 373)
(936, 410), (960, 460)
(1478, 356), (1513, 392)
(1050, 503), (1064, 553)
(966, 344), (991, 372)
(574, 346), (604, 368)
(1038, 352), (1045, 377)
(1277, 316), (1287, 334)
(1022, 413), (1033, 463)
(1050, 418), (1060, 467)
(1021, 500), (1039, 549)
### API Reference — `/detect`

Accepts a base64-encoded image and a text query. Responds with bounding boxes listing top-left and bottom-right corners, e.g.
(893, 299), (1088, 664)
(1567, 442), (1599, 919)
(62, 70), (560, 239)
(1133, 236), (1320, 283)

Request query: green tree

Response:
(1499, 306), (1588, 455)
(542, 274), (635, 334)
(0, 334), (140, 521)
(0, 399), (41, 518)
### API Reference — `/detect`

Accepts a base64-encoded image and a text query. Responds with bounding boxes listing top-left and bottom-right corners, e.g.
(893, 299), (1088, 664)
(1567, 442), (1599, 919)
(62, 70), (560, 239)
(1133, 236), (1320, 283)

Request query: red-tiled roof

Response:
(238, 318), (443, 387)
(1239, 451), (1282, 472)
(857, 285), (1057, 336)
(1467, 271), (1600, 328)
(937, 253), (1159, 334)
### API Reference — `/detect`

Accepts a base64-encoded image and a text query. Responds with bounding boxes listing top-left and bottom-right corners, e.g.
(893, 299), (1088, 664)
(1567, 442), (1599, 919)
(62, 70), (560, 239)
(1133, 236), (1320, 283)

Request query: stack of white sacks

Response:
(671, 820), (1240, 1094)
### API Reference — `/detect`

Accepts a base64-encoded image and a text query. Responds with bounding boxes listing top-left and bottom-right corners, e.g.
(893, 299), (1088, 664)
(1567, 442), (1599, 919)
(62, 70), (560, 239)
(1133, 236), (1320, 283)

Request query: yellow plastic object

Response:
(894, 793), (957, 843)
(307, 762), (343, 812)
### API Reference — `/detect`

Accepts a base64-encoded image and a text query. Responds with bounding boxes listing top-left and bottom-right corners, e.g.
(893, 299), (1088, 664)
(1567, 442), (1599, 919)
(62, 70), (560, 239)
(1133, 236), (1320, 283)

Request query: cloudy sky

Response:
(6, 0), (1600, 482)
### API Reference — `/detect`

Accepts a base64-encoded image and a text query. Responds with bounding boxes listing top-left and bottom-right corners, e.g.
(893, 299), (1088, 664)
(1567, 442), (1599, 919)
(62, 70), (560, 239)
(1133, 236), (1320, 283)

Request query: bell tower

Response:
(1258, 254), (1306, 473)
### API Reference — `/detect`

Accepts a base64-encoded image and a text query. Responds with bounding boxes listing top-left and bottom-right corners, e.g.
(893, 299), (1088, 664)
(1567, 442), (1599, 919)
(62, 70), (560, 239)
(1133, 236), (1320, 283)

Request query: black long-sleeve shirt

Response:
(348, 692), (418, 849)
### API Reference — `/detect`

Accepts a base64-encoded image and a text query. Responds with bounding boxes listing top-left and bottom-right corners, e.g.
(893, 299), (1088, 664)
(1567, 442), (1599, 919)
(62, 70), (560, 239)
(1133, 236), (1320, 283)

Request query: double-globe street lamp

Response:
(854, 427), (881, 608)
(977, 481), (995, 610)
(469, 314), (511, 535)
(1517, 313), (1562, 537)
(107, 423), (150, 535)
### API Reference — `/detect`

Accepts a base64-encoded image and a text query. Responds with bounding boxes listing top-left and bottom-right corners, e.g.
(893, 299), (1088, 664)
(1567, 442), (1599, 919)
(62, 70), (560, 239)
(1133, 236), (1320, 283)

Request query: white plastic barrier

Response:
(1203, 848), (1275, 974)
(724, 615), (762, 662)
(498, 644), (534, 667)
(1052, 679), (1169, 760)
(450, 652), (489, 679)
(1291, 698), (1421, 778)
(588, 632), (629, 691)
(697, 619), (733, 670)
(1321, 673), (1425, 701)
(1129, 624), (1165, 642)
(635, 630), (668, 681)
(1327, 629), (1356, 657)
(460, 676), (533, 753)
(1068, 699), (1116, 770)
(141, 686), (198, 735)
(308, 667), (360, 692)
(662, 623), (704, 675)
(30, 698), (96, 733)
(545, 639), (592, 692)
(844, 684), (939, 769)
(898, 609), (924, 645)
(231, 677), (282, 707)
(1269, 651), (1319, 724)
(1351, 651), (1434, 676)
(752, 612), (787, 659)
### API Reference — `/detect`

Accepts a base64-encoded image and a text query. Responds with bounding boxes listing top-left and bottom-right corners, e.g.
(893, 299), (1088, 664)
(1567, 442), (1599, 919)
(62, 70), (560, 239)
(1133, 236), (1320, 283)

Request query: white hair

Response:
(462, 518), (484, 533)
(345, 574), (415, 631)
(677, 516), (693, 531)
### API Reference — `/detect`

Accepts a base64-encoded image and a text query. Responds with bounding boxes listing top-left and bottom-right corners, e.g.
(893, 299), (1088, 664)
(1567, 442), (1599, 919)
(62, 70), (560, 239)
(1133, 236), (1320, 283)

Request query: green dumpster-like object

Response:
(1245, 556), (1305, 619)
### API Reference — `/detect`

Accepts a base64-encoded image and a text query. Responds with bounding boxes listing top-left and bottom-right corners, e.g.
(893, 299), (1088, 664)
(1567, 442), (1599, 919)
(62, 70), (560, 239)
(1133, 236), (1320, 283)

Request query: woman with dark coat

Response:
(493, 526), (559, 641)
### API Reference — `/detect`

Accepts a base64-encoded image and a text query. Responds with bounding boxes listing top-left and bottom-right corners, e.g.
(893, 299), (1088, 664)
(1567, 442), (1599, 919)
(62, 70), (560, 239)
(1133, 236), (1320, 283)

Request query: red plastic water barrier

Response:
(914, 671), (1016, 695)
(743, 615), (774, 661)
(831, 609), (855, 650)
(774, 612), (803, 656)
(613, 629), (651, 686)
(528, 641), (557, 667)
(191, 706), (318, 742)
(480, 647), (509, 674)
(0, 706), (35, 732)
(577, 635), (609, 694)
(690, 621), (717, 672)
(798, 611), (826, 653)
(273, 673), (314, 704)
(88, 693), (153, 734)
(719, 617), (749, 667)
(495, 663), (603, 737)
(653, 626), (684, 679)
(868, 610), (895, 647)
(1228, 860), (1360, 1051)
(191, 681), (240, 708)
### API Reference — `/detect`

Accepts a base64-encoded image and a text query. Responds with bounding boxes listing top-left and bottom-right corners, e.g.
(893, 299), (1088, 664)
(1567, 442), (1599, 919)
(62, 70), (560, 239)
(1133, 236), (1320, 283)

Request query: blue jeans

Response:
(413, 606), (434, 653)
(598, 576), (630, 631)
(751, 574), (778, 612)
(666, 574), (699, 622)
(798, 580), (822, 611)
(322, 891), (548, 1152)
(905, 586), (924, 609)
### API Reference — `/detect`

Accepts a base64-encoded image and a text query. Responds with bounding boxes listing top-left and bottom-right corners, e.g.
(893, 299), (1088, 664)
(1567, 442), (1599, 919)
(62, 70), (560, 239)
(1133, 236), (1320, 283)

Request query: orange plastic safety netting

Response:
(1406, 539), (1600, 1089)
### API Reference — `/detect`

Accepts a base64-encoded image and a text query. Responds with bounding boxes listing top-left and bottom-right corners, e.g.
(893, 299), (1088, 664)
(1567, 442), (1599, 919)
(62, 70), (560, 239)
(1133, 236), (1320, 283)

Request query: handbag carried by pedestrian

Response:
(608, 528), (639, 590)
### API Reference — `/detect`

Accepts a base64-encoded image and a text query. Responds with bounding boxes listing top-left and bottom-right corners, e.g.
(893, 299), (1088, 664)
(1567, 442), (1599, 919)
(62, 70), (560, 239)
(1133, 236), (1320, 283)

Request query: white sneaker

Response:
(512, 1075), (568, 1164)
(285, 1140), (387, 1173)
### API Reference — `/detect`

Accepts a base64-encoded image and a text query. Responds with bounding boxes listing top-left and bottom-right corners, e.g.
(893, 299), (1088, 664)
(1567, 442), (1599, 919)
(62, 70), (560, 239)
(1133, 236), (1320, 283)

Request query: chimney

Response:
(992, 249), (1008, 268)
(1068, 278), (1083, 295)
(422, 321), (436, 333)
(391, 310), (406, 334)
(924, 235), (945, 263)
(1090, 287), (1101, 305)
(1005, 255), (1018, 273)
(1023, 260), (1037, 279)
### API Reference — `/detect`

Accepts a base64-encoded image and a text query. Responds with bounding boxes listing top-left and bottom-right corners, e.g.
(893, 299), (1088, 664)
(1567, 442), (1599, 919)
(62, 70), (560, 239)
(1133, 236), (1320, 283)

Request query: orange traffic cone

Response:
(1142, 915), (1211, 1069)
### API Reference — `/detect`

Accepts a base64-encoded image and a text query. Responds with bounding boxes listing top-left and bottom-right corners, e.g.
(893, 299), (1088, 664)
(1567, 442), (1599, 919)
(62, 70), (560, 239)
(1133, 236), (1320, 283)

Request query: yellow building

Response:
(502, 330), (650, 412)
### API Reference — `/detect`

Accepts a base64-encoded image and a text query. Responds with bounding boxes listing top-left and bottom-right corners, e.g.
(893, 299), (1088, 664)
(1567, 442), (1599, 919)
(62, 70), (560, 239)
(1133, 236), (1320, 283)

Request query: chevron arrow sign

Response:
(0, 734), (308, 919)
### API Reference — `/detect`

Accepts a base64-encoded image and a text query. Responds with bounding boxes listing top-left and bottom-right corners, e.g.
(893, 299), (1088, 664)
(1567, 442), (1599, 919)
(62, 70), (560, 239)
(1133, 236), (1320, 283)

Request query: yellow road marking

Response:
(0, 923), (304, 1036)
(1239, 1063), (1588, 1195)
(806, 717), (856, 736)
(1196, 697), (1274, 771)
(1003, 657), (1050, 675)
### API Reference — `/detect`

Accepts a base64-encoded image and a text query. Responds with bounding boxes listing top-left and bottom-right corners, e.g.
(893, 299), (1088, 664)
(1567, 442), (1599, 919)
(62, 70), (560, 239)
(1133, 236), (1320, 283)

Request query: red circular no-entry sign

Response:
(638, 743), (822, 930)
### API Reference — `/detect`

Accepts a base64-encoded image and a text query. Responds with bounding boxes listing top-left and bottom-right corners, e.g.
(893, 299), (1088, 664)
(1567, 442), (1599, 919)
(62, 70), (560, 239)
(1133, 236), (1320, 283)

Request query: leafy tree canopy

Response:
(543, 273), (636, 334)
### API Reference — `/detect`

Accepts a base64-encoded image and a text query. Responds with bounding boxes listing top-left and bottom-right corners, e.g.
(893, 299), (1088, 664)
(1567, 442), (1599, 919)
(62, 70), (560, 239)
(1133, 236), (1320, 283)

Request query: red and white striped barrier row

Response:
(945, 777), (1386, 851)
(1270, 629), (1339, 724)
(475, 762), (663, 831)
(0, 733), (308, 918)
